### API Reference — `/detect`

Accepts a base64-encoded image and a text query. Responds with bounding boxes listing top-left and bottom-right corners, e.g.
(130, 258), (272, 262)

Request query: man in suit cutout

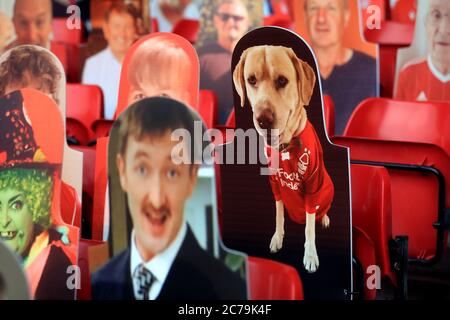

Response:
(91, 97), (246, 300)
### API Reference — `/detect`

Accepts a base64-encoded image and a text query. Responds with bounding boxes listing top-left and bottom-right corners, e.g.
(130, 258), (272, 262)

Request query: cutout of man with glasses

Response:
(198, 0), (251, 124)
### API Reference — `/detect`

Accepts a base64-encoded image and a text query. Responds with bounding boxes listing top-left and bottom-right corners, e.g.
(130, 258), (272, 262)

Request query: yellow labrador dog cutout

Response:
(233, 45), (334, 273)
(218, 27), (352, 299)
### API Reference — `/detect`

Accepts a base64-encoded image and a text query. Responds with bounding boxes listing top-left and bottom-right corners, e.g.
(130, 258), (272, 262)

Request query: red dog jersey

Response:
(267, 120), (334, 224)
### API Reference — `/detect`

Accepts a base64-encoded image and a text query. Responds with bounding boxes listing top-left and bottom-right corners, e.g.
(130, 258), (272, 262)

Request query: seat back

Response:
(198, 90), (217, 128)
(391, 0), (417, 25)
(363, 21), (414, 97)
(352, 226), (377, 300)
(172, 19), (199, 44)
(344, 98), (450, 155)
(52, 18), (83, 45)
(66, 117), (90, 146)
(351, 164), (394, 281)
(248, 256), (303, 300)
(91, 119), (114, 140)
(151, 17), (159, 32)
(333, 137), (450, 263)
(50, 41), (68, 75)
(67, 84), (104, 139)
(323, 95), (335, 138)
(60, 181), (82, 228)
(92, 137), (109, 240)
(263, 15), (293, 29)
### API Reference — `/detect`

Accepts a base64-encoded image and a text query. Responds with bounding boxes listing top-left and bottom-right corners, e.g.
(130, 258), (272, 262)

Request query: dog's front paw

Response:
(269, 232), (284, 253)
(303, 242), (319, 273)
(321, 214), (330, 229)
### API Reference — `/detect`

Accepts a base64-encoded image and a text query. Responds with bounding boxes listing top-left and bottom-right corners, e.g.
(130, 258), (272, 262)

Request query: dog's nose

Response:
(257, 109), (274, 130)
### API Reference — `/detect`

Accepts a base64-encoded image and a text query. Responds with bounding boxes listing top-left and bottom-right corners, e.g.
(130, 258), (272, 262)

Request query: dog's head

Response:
(233, 45), (316, 148)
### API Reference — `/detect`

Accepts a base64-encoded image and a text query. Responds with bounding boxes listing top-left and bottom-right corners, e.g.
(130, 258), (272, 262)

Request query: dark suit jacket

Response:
(91, 227), (246, 300)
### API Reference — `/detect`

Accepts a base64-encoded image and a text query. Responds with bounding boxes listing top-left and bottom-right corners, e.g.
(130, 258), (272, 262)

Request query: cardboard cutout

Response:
(218, 26), (352, 299)
(197, 0), (263, 124)
(95, 32), (201, 241)
(91, 97), (248, 300)
(293, 0), (378, 135)
(0, 89), (79, 300)
(0, 45), (84, 206)
(114, 32), (200, 118)
(394, 0), (450, 102)
(0, 241), (30, 300)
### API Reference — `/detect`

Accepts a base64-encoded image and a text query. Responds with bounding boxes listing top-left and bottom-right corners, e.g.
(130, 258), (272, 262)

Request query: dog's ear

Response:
(288, 48), (316, 106)
(233, 49), (249, 107)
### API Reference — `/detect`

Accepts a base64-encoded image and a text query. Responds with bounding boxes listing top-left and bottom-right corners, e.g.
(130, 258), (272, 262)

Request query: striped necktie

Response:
(134, 263), (155, 300)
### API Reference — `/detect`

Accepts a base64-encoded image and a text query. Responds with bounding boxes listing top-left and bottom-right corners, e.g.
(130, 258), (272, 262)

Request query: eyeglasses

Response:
(215, 12), (246, 23)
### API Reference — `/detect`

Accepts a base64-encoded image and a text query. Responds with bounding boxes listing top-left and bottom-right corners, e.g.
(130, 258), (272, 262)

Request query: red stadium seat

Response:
(360, 0), (387, 25)
(364, 21), (415, 97)
(67, 84), (104, 140)
(323, 95), (335, 138)
(66, 117), (90, 146)
(198, 90), (218, 128)
(248, 256), (303, 300)
(352, 226), (377, 300)
(151, 17), (159, 32)
(77, 238), (107, 300)
(52, 18), (83, 45)
(50, 41), (68, 75)
(92, 137), (109, 240)
(172, 19), (199, 44)
(333, 137), (450, 267)
(391, 0), (417, 25)
(351, 164), (395, 284)
(344, 98), (450, 155)
(263, 15), (293, 29)
(60, 181), (82, 228)
(91, 119), (114, 140)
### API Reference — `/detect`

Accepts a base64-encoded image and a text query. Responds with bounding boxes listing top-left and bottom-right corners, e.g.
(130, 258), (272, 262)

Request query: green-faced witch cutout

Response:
(0, 89), (79, 300)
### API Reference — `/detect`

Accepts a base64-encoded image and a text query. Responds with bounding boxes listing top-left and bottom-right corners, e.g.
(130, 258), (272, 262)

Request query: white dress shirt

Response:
(82, 47), (121, 120)
(130, 221), (187, 300)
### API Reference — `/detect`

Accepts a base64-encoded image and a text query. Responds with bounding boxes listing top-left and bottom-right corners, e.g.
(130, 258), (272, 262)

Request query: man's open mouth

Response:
(143, 210), (169, 226)
(0, 231), (18, 241)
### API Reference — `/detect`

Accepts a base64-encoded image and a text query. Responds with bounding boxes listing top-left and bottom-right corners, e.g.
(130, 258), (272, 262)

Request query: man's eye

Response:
(10, 200), (23, 211)
(36, 19), (45, 28)
(275, 76), (288, 89)
(136, 165), (148, 176)
(247, 75), (257, 86)
(19, 20), (28, 28)
(327, 4), (337, 11)
(430, 9), (442, 21)
(167, 169), (179, 179)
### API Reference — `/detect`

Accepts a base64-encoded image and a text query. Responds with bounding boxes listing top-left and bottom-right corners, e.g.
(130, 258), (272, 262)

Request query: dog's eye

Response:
(275, 76), (288, 89)
(247, 75), (257, 86)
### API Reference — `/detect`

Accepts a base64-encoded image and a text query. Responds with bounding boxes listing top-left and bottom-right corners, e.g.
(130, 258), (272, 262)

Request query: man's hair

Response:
(104, 2), (140, 23)
(0, 46), (62, 104)
(117, 97), (207, 166)
(214, 0), (247, 14)
(304, 0), (349, 11)
(0, 168), (53, 229)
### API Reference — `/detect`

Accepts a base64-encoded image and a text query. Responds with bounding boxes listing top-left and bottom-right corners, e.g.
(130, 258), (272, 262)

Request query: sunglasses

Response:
(216, 12), (246, 23)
